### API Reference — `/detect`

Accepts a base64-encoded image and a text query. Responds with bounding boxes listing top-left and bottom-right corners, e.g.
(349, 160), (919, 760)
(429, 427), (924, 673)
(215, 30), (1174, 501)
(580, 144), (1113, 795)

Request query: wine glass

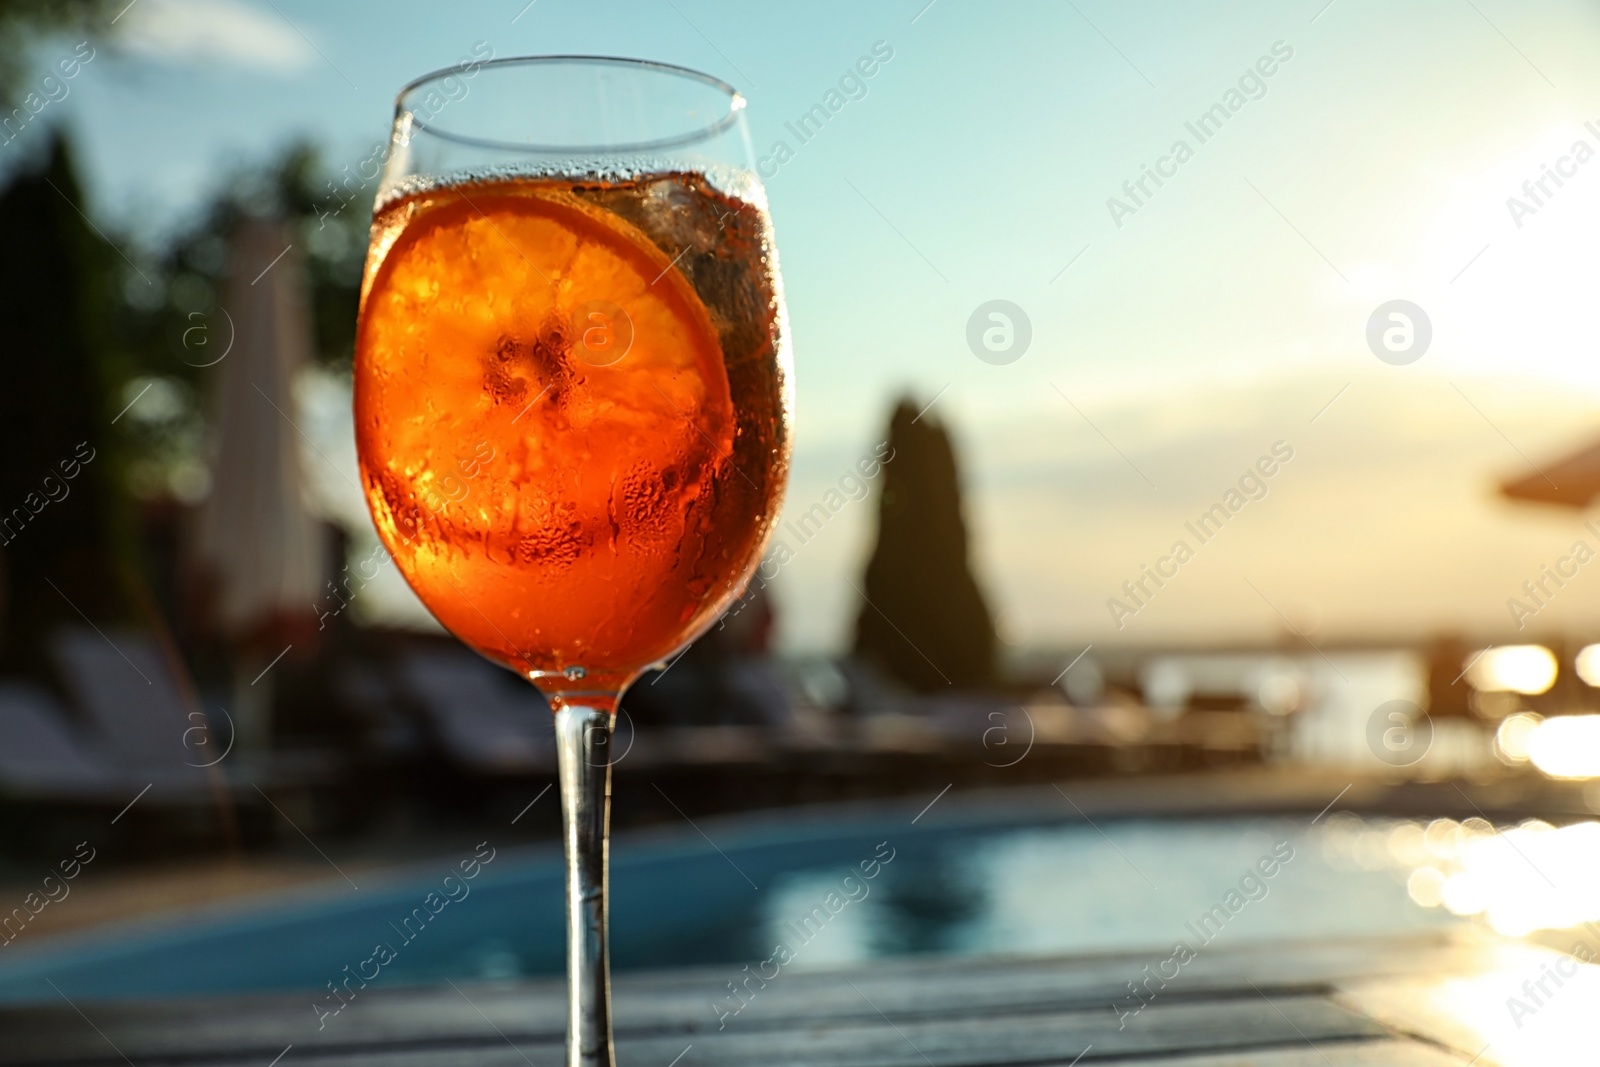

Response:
(354, 57), (792, 1067)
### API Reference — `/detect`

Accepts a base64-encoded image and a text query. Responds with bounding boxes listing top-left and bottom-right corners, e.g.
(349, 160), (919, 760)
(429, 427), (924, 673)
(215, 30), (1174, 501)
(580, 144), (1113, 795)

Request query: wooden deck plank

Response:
(0, 934), (1493, 1064)
(0, 933), (1518, 1067)
(7, 996), (1388, 1067)
(1121, 1045), (1469, 1066)
(1337, 941), (1600, 1067)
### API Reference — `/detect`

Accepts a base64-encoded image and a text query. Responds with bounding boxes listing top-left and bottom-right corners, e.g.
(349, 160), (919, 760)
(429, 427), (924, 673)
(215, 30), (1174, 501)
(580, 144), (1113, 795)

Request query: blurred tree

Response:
(110, 142), (366, 502)
(0, 0), (366, 506)
(0, 122), (369, 673)
(0, 133), (136, 672)
(853, 398), (996, 692)
(0, 0), (109, 105)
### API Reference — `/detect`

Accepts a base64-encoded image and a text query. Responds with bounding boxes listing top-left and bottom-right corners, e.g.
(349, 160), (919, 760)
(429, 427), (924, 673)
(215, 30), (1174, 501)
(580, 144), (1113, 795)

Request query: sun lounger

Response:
(0, 683), (125, 801)
(401, 649), (554, 773)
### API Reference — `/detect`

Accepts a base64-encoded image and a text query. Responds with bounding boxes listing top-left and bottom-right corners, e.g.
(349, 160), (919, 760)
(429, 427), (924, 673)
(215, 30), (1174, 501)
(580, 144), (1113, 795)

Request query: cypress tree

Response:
(0, 134), (133, 673)
(853, 398), (996, 692)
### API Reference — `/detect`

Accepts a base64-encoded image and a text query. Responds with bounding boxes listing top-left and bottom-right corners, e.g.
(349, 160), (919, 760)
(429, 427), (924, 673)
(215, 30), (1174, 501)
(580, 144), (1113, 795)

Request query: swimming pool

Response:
(0, 803), (1478, 1003)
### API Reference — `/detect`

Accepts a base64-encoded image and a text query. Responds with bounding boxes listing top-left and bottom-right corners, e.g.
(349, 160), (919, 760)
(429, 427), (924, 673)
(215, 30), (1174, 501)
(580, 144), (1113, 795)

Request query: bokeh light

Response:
(1320, 814), (1600, 939)
(1576, 644), (1600, 687)
(1466, 645), (1558, 695)
(1495, 711), (1543, 764)
(1529, 715), (1600, 780)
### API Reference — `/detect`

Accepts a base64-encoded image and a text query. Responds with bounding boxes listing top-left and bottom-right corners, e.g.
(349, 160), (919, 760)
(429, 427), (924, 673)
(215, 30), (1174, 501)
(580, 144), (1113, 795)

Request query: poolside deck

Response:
(0, 928), (1574, 1067)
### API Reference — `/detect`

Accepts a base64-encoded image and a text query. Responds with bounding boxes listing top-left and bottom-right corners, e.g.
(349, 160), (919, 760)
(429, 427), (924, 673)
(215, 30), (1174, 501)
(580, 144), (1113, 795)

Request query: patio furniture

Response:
(401, 649), (554, 774)
(0, 682), (126, 802)
(48, 628), (337, 799)
(48, 627), (225, 796)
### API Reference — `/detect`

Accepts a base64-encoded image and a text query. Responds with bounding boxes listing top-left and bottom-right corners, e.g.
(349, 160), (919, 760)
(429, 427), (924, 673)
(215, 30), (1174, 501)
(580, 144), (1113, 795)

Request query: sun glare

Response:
(1528, 715), (1600, 780)
(1467, 645), (1558, 695)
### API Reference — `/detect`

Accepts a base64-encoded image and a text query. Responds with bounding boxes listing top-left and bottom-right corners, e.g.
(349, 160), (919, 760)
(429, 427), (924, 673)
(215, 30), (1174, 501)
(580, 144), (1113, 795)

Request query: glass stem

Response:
(554, 702), (616, 1067)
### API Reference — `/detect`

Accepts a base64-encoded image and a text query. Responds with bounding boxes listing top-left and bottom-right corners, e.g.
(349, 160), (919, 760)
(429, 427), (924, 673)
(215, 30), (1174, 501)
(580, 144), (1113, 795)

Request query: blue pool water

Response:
(0, 804), (1457, 1003)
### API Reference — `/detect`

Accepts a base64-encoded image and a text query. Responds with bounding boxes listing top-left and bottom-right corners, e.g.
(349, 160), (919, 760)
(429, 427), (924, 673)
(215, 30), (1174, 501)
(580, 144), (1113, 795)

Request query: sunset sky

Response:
(28, 0), (1600, 653)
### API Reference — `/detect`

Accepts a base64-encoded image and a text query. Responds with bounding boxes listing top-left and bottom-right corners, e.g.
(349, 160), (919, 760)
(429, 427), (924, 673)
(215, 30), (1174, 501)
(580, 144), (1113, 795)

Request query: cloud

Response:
(114, 0), (316, 72)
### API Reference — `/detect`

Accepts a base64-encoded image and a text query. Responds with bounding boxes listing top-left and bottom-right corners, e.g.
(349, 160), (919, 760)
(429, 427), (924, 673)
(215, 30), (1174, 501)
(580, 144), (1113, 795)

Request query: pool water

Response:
(0, 806), (1460, 1003)
(758, 819), (1454, 969)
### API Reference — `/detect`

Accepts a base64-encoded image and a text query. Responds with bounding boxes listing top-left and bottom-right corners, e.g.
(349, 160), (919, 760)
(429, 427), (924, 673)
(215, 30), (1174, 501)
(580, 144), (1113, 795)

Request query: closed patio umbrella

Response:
(194, 217), (324, 746)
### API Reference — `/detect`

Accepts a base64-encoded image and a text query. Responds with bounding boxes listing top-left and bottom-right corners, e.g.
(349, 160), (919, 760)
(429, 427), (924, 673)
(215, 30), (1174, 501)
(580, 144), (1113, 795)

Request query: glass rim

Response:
(394, 54), (747, 156)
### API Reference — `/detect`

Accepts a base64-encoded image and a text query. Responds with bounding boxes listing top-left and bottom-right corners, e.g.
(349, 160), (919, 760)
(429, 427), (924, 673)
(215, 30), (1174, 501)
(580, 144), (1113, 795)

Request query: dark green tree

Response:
(0, 134), (135, 671)
(853, 398), (996, 692)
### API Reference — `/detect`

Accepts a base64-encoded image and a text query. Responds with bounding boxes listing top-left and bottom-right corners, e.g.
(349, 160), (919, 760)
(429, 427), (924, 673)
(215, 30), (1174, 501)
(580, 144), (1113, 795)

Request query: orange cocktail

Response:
(355, 172), (789, 696)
